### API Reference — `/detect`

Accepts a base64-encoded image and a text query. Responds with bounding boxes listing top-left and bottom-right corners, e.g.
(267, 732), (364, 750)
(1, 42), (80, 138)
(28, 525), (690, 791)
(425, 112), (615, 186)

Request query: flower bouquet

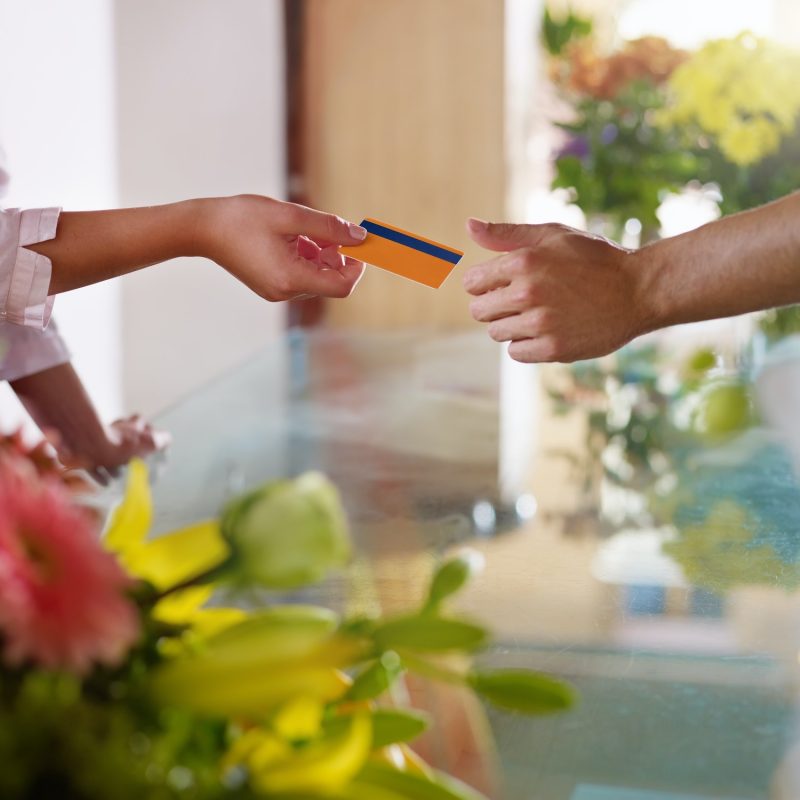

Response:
(0, 439), (574, 799)
(545, 7), (800, 329)
(541, 8), (800, 547)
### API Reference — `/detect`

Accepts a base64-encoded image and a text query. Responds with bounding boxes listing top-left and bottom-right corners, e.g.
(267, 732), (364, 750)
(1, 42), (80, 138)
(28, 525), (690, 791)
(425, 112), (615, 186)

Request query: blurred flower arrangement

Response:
(546, 338), (800, 594)
(544, 5), (800, 328)
(541, 6), (800, 590)
(0, 439), (573, 799)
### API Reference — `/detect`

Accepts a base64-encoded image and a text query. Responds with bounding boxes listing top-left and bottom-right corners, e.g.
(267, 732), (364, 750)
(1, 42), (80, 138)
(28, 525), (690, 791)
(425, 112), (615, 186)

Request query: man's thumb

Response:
(466, 218), (544, 251)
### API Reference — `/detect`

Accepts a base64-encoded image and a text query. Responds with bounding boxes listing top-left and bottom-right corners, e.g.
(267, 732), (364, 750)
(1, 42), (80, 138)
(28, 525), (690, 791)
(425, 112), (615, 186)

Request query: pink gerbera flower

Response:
(0, 456), (140, 674)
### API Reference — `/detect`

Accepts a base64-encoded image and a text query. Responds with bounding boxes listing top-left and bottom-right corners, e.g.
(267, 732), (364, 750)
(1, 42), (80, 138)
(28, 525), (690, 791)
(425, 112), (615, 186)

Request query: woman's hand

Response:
(74, 415), (171, 485)
(99, 416), (171, 471)
(197, 195), (367, 301)
(36, 195), (367, 301)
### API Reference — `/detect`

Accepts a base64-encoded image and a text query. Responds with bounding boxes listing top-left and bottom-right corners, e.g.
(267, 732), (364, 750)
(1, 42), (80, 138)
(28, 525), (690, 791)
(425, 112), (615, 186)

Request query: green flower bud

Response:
(221, 472), (351, 589)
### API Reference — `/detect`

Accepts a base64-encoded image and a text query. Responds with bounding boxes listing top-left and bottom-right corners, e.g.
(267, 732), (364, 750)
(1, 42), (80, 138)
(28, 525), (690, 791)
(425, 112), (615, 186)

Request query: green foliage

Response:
(0, 673), (237, 800)
(541, 6), (593, 56)
(759, 305), (800, 344)
(372, 616), (489, 653)
(351, 762), (486, 800)
(423, 551), (484, 614)
(552, 82), (700, 233)
(346, 652), (404, 702)
(369, 709), (430, 749)
(468, 669), (576, 715)
(0, 477), (576, 800)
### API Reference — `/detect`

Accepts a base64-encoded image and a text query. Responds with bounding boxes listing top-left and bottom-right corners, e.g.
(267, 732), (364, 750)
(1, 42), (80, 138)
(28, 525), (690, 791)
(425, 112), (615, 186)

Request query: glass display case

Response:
(150, 327), (800, 800)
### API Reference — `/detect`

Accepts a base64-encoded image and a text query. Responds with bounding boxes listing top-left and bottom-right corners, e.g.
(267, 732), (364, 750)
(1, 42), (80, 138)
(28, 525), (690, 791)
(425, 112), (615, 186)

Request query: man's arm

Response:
(464, 191), (800, 363)
(29, 195), (367, 301)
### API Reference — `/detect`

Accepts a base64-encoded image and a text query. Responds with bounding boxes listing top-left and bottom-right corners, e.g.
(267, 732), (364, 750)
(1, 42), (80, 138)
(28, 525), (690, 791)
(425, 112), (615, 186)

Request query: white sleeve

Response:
(0, 206), (61, 329)
(0, 318), (70, 382)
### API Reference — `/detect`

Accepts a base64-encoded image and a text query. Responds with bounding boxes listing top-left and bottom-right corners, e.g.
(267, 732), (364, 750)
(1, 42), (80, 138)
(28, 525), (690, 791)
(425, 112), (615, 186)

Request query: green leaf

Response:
(350, 762), (487, 800)
(371, 709), (430, 749)
(346, 652), (404, 702)
(541, 6), (593, 56)
(423, 551), (484, 613)
(468, 669), (575, 715)
(372, 616), (488, 653)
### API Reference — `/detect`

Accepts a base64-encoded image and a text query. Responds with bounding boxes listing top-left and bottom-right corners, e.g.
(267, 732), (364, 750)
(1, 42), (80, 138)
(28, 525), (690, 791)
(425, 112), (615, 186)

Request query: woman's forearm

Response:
(638, 191), (800, 332)
(26, 195), (367, 301)
(29, 200), (207, 294)
(10, 362), (110, 464)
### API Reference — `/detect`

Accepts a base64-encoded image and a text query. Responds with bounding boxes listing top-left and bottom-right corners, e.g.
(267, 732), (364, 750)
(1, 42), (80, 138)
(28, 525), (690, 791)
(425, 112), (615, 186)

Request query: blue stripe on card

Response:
(362, 220), (462, 265)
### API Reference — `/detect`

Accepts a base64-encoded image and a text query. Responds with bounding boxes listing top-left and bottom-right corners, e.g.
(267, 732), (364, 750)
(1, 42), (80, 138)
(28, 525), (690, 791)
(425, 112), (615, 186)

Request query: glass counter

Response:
(150, 326), (800, 800)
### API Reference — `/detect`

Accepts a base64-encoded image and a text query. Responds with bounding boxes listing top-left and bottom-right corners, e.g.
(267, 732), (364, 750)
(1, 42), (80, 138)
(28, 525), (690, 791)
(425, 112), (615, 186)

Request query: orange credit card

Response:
(339, 218), (463, 289)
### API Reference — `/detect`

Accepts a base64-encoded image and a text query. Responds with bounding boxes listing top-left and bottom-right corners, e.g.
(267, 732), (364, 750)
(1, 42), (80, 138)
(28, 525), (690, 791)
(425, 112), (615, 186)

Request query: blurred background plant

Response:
(541, 5), (800, 590)
(0, 447), (575, 800)
(545, 5), (800, 324)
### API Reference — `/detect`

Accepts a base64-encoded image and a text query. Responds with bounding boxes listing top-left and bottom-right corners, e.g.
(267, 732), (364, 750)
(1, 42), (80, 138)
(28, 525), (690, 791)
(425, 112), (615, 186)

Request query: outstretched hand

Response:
(463, 219), (647, 363)
(201, 195), (367, 302)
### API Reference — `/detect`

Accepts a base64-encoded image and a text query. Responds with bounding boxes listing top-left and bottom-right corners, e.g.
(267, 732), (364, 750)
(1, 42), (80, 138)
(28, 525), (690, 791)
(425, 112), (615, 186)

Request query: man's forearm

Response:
(637, 191), (800, 332)
(29, 200), (209, 294)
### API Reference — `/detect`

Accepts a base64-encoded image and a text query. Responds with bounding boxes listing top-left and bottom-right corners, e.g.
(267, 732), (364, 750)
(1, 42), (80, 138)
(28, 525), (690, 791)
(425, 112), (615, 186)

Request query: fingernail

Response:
(349, 223), (368, 240)
(468, 218), (488, 233)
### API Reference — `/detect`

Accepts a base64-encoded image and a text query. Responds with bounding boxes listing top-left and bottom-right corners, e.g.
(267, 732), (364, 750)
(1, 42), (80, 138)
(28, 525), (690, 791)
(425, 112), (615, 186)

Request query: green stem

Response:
(398, 652), (468, 687)
(150, 558), (233, 603)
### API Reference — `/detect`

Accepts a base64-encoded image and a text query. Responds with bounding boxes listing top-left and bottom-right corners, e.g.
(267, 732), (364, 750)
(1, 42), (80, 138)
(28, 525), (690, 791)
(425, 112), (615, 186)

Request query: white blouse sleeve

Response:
(0, 318), (70, 382)
(0, 206), (61, 329)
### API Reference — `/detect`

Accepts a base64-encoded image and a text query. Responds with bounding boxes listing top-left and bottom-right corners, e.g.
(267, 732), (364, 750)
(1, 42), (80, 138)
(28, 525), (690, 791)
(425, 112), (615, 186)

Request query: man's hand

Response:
(199, 195), (367, 301)
(463, 219), (649, 363)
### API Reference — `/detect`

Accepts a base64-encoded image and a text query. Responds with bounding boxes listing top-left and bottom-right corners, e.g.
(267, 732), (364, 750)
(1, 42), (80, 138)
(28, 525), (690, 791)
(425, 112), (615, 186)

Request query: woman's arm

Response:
(30, 194), (367, 300)
(10, 362), (168, 479)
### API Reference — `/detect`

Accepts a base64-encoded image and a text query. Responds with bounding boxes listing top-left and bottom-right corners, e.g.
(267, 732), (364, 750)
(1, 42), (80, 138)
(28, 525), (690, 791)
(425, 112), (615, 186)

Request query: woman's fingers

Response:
(278, 202), (367, 246)
(292, 256), (365, 298)
(295, 237), (348, 270)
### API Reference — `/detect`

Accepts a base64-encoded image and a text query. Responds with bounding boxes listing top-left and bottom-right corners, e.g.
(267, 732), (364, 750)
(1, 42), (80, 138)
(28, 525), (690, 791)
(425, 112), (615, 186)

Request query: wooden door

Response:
(297, 0), (506, 330)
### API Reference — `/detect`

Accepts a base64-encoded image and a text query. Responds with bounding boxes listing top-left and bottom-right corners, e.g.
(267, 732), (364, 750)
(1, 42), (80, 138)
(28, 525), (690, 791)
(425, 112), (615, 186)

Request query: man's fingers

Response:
(462, 251), (521, 295)
(507, 337), (561, 364)
(469, 284), (537, 322)
(484, 311), (540, 342)
(466, 218), (548, 252)
(279, 203), (367, 246)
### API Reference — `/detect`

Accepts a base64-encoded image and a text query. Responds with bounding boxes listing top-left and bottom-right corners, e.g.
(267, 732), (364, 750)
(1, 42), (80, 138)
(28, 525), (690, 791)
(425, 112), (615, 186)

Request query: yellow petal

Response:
(152, 586), (215, 626)
(127, 520), (229, 591)
(273, 696), (324, 742)
(252, 713), (372, 795)
(222, 728), (291, 774)
(103, 459), (152, 560)
(188, 607), (248, 637)
(153, 664), (350, 718)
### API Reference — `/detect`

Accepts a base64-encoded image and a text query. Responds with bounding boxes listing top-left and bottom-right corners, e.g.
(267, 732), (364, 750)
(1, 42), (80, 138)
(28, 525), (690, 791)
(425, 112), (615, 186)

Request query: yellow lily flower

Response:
(226, 713), (372, 796)
(103, 460), (233, 626)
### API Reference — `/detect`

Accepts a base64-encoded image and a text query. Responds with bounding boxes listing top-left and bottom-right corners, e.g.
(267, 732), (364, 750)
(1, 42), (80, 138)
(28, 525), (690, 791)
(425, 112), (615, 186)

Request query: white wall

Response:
(0, 0), (287, 438)
(0, 0), (120, 430)
(115, 0), (287, 417)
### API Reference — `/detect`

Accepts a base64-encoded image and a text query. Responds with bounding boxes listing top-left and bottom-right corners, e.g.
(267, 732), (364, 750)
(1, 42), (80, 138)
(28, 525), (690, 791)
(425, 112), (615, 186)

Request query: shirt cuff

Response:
(4, 207), (61, 329)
